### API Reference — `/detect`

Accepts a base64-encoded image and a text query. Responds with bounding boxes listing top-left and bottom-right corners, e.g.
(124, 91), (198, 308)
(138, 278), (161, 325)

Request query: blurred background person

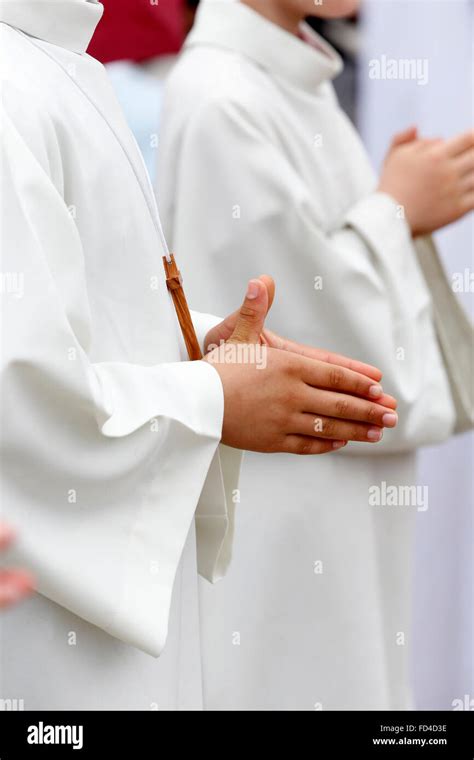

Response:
(156, 0), (473, 710)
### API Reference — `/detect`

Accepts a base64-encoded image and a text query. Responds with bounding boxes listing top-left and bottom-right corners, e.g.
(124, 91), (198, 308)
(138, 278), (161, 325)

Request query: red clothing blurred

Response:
(88, 0), (185, 63)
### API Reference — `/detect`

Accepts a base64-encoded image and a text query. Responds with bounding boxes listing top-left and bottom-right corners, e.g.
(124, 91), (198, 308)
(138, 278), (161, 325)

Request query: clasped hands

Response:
(204, 275), (398, 455)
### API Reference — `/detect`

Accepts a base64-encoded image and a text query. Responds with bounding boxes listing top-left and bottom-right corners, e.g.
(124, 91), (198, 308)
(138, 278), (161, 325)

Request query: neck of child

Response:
(240, 0), (303, 36)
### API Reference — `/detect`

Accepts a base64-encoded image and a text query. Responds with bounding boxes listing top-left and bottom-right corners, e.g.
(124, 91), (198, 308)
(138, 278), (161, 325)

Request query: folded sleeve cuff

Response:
(344, 191), (432, 314)
(91, 358), (224, 440)
(344, 192), (413, 257)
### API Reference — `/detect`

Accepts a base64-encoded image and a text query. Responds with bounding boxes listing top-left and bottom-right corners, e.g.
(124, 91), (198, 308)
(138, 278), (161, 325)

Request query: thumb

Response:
(390, 125), (418, 150)
(228, 279), (269, 344)
(257, 274), (275, 311)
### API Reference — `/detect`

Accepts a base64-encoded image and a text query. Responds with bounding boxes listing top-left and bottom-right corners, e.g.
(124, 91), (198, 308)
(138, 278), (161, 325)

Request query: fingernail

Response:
(333, 441), (347, 449)
(369, 384), (383, 398)
(382, 413), (398, 428)
(246, 280), (260, 300)
(367, 428), (383, 441)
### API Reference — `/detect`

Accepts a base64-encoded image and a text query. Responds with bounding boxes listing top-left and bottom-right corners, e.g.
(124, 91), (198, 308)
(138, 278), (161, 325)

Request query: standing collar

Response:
(0, 0), (104, 54)
(186, 0), (343, 91)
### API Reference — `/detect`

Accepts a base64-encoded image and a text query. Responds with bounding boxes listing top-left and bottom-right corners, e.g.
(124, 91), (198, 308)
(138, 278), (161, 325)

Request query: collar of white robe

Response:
(186, 0), (343, 92)
(0, 0), (103, 54)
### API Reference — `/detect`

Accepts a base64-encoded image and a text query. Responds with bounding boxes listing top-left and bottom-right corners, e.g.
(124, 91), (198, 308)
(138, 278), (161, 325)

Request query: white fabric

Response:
(158, 0), (458, 709)
(359, 0), (474, 710)
(0, 0), (103, 53)
(0, 0), (242, 708)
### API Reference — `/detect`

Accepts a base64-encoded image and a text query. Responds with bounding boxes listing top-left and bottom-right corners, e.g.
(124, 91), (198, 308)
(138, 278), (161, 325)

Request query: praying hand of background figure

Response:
(378, 126), (474, 237)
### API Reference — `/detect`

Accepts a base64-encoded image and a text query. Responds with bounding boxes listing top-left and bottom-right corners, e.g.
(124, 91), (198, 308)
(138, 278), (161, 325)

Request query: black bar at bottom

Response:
(0, 710), (473, 757)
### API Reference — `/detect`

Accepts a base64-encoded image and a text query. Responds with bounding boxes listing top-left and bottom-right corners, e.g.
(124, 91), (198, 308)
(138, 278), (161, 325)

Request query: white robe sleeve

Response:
(168, 97), (456, 454)
(0, 103), (234, 657)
